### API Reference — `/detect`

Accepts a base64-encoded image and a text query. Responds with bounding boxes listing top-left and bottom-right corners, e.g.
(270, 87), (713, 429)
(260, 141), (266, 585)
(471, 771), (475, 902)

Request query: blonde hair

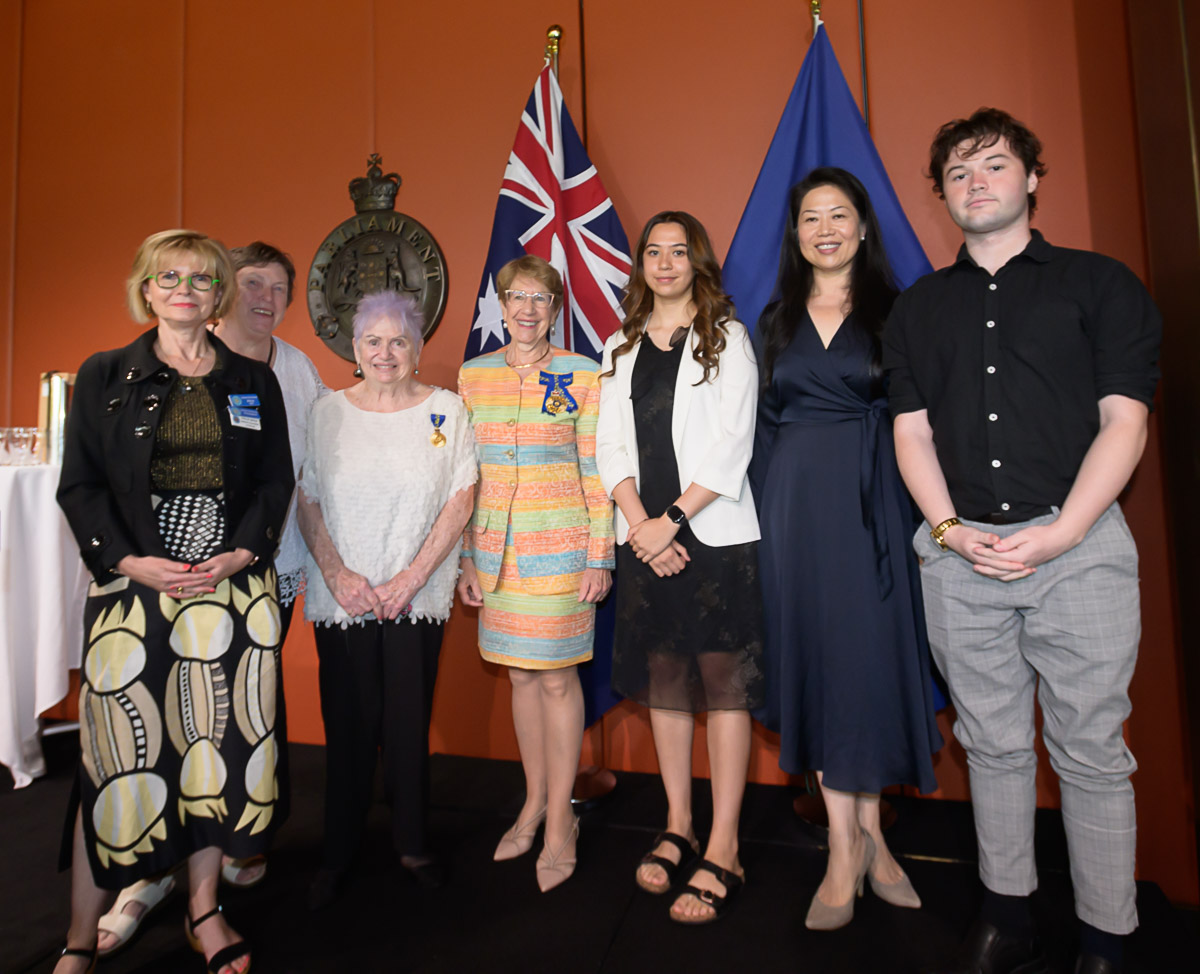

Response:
(126, 229), (237, 324)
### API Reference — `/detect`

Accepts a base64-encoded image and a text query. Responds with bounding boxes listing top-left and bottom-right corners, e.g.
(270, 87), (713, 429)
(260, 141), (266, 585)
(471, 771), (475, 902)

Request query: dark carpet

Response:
(3, 736), (1195, 973)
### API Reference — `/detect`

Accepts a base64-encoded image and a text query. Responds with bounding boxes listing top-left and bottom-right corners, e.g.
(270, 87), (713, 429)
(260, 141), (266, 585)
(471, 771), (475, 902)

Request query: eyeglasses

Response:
(146, 270), (220, 291)
(504, 289), (553, 308)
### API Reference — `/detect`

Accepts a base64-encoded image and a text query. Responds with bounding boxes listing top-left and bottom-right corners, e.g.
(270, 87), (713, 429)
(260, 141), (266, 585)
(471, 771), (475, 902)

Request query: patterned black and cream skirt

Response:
(69, 492), (288, 889)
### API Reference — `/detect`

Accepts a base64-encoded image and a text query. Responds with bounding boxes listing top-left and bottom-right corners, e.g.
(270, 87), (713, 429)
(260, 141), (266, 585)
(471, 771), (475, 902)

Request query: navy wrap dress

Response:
(749, 310), (942, 794)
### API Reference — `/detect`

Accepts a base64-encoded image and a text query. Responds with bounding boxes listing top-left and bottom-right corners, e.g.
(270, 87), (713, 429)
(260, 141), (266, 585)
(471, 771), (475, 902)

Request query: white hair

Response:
(352, 290), (425, 347)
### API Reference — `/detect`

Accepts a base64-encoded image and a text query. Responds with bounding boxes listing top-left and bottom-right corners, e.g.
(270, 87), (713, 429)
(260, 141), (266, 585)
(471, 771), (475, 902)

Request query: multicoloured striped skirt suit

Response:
(458, 349), (615, 669)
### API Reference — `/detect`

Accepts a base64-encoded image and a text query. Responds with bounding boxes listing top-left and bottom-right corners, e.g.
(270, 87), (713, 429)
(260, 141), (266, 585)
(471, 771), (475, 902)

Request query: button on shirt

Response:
(883, 231), (1161, 522)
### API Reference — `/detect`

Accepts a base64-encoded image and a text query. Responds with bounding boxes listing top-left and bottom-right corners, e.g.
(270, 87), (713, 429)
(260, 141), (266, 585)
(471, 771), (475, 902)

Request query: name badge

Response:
(228, 394), (260, 408)
(229, 405), (261, 430)
(539, 371), (578, 416)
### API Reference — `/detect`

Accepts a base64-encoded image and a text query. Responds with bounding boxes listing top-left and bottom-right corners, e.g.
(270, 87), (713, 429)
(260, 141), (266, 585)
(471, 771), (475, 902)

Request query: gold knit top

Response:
(150, 377), (224, 490)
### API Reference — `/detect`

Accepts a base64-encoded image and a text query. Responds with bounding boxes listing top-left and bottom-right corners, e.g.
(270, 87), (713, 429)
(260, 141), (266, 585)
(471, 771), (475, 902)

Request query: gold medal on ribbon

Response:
(539, 371), (579, 416)
(429, 413), (447, 447)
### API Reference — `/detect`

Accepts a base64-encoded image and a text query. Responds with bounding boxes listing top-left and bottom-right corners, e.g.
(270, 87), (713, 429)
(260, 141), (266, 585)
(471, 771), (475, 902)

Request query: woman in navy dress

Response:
(749, 168), (942, 930)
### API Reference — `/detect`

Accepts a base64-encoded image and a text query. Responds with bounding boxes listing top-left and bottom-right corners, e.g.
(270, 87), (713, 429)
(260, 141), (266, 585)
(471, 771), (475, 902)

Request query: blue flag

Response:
(722, 24), (932, 335)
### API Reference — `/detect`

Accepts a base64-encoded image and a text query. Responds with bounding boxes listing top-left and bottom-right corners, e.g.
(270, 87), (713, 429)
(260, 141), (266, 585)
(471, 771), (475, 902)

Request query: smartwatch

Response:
(666, 504), (688, 526)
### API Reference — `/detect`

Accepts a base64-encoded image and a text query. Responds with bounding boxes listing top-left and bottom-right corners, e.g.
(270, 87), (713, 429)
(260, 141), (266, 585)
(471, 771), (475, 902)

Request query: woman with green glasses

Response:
(52, 228), (294, 974)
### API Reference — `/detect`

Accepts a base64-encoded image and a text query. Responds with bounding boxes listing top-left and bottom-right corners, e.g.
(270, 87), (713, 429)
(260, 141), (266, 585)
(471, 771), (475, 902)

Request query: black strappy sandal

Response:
(669, 858), (745, 924)
(58, 944), (98, 973)
(185, 905), (252, 973)
(635, 831), (699, 894)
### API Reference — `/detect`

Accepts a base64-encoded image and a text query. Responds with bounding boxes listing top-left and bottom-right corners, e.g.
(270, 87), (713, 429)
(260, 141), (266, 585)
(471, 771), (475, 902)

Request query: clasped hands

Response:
(627, 515), (690, 578)
(942, 519), (1082, 582)
(327, 566), (419, 620)
(117, 549), (256, 599)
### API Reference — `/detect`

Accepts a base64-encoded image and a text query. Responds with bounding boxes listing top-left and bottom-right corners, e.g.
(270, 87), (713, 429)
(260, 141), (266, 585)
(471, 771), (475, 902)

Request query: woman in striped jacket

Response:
(457, 255), (615, 893)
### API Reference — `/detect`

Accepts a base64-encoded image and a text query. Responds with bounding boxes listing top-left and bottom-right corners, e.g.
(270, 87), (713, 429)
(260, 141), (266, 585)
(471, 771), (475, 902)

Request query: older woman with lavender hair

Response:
(298, 290), (477, 907)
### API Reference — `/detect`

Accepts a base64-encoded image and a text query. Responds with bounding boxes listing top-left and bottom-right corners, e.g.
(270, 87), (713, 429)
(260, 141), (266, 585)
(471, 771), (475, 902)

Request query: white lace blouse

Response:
(271, 337), (329, 603)
(299, 387), (477, 627)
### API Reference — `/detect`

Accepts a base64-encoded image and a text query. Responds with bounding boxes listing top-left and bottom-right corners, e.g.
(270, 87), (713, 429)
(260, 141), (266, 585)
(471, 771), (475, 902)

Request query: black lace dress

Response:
(611, 336), (765, 713)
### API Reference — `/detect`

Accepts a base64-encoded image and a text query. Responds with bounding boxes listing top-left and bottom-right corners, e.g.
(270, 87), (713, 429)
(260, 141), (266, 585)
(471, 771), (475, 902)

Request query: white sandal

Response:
(96, 872), (177, 957)
(220, 854), (269, 888)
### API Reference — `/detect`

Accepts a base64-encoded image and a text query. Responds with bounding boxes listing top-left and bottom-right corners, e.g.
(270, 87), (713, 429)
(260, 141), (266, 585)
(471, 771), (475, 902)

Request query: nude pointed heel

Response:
(805, 833), (875, 931)
(868, 867), (922, 909)
(493, 805), (547, 861)
(535, 816), (579, 892)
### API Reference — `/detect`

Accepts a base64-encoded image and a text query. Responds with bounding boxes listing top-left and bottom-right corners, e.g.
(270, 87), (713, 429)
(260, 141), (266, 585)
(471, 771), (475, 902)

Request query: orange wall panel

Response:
(0, 0), (20, 425)
(11, 0), (186, 425)
(7, 0), (1192, 903)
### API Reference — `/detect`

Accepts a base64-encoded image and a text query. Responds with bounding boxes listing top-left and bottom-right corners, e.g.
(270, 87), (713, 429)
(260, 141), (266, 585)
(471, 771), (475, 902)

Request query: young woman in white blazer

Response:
(596, 211), (765, 924)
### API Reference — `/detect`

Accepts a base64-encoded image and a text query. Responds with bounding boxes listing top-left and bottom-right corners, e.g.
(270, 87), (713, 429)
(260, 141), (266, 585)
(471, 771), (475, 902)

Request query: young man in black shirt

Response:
(884, 108), (1161, 974)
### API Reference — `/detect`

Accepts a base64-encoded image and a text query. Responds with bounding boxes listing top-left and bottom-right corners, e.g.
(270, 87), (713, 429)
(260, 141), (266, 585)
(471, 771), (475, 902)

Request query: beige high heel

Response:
(493, 805), (547, 861)
(869, 865), (922, 908)
(805, 832), (875, 931)
(535, 816), (579, 892)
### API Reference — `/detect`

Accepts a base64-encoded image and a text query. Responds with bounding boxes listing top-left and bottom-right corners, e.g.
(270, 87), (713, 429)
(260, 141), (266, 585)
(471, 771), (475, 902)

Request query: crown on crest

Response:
(348, 154), (400, 213)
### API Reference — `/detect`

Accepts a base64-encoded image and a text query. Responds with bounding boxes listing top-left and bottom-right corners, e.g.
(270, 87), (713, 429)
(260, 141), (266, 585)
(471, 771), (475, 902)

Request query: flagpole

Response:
(578, 1), (590, 149)
(810, 2), (872, 132)
(545, 24), (562, 77)
(542, 28), (612, 796)
(857, 0), (871, 131)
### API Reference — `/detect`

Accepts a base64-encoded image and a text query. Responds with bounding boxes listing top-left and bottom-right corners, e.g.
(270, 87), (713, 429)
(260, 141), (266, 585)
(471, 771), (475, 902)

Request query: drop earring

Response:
(354, 363), (363, 378)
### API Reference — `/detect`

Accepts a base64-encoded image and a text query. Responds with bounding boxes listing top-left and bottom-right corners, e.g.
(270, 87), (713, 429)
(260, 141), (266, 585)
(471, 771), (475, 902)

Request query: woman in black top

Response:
(597, 212), (764, 924)
(54, 229), (293, 974)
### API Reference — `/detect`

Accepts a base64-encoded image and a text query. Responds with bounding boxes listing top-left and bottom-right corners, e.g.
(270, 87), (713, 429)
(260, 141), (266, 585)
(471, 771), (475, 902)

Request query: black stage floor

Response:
(3, 738), (1196, 973)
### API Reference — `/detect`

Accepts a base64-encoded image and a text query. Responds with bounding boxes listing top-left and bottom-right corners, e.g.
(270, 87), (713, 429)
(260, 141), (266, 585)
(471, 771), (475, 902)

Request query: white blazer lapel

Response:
(622, 338), (643, 483)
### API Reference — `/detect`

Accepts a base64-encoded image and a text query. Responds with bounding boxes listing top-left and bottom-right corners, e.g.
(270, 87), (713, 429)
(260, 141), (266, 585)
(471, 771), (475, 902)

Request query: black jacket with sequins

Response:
(57, 328), (294, 583)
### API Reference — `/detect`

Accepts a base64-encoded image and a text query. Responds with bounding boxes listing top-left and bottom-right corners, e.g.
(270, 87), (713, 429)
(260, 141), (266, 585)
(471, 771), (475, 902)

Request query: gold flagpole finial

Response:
(546, 24), (563, 76)
(810, 0), (823, 33)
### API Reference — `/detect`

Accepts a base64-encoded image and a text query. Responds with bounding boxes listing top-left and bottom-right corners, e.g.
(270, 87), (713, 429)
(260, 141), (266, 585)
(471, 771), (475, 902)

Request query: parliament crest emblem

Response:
(307, 154), (448, 362)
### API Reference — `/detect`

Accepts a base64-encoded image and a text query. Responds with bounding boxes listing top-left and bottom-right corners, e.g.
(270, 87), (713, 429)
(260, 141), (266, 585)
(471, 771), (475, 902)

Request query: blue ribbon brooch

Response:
(429, 413), (446, 447)
(539, 372), (578, 416)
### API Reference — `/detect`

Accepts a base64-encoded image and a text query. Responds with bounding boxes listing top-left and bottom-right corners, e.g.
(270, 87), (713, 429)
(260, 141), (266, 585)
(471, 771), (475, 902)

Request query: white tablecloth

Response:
(0, 464), (89, 787)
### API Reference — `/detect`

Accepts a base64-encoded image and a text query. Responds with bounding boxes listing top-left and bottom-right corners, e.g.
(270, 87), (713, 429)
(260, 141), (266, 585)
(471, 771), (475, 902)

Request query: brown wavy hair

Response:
(603, 211), (735, 384)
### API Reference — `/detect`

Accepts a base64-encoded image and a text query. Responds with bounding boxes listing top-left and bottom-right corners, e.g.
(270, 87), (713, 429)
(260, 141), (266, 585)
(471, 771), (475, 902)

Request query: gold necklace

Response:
(505, 343), (552, 370)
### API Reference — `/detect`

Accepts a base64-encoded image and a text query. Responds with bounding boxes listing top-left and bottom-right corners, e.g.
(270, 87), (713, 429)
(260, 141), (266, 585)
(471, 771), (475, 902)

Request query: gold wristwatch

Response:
(930, 517), (962, 550)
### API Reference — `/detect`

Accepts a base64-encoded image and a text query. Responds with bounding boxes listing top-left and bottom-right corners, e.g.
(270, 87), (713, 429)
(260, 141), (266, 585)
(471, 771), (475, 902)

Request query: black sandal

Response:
(635, 831), (698, 894)
(185, 905), (252, 973)
(58, 944), (98, 973)
(670, 858), (745, 924)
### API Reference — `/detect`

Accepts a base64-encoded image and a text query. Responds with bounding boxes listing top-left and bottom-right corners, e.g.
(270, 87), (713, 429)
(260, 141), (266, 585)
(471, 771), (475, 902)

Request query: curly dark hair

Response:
(927, 107), (1047, 214)
(604, 211), (735, 385)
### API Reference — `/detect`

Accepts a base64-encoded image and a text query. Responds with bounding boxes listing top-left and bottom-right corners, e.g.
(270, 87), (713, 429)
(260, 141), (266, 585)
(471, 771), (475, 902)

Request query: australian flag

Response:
(723, 23), (933, 336)
(464, 62), (632, 360)
(465, 62), (631, 726)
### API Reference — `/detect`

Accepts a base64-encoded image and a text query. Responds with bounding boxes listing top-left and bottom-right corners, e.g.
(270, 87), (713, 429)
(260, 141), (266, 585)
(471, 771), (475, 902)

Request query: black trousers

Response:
(313, 619), (443, 869)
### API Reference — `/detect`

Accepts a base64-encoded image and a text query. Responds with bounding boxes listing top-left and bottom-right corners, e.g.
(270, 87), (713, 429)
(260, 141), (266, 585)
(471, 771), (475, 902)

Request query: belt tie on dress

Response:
(859, 400), (893, 601)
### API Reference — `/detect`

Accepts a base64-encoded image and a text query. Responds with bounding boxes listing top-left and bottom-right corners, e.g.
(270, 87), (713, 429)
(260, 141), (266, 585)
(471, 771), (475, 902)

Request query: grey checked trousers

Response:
(916, 504), (1140, 934)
